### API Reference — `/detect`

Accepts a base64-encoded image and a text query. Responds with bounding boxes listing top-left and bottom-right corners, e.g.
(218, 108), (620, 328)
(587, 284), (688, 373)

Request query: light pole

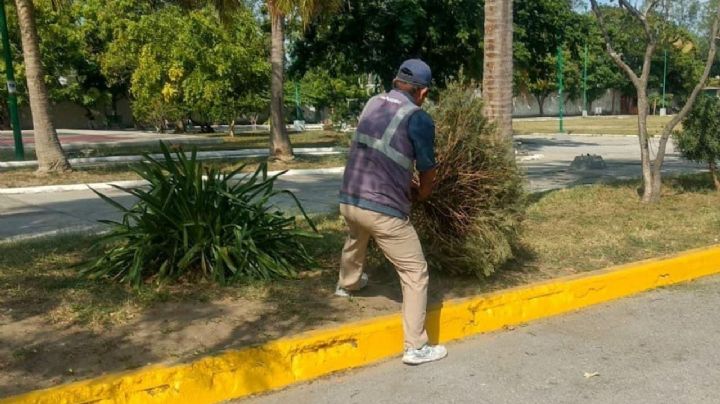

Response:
(660, 49), (668, 116)
(582, 43), (588, 117)
(294, 82), (301, 121)
(557, 46), (565, 133)
(0, 0), (23, 160)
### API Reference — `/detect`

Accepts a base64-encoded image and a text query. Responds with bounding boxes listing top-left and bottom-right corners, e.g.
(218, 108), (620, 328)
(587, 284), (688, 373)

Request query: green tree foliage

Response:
(85, 143), (318, 285)
(676, 95), (720, 190)
(102, 5), (268, 131)
(287, 68), (369, 123)
(0, 0), (117, 128)
(599, 6), (706, 101)
(514, 0), (583, 114)
(290, 0), (484, 88)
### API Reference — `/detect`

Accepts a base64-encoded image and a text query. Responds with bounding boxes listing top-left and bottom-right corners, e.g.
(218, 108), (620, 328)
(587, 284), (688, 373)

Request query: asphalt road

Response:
(241, 275), (720, 404)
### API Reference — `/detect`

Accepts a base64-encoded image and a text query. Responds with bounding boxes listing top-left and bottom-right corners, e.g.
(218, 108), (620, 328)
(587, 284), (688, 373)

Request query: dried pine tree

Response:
(413, 80), (525, 277)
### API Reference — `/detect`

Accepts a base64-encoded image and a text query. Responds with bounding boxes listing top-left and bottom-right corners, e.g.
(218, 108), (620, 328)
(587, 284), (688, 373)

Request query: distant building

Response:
(702, 87), (720, 98)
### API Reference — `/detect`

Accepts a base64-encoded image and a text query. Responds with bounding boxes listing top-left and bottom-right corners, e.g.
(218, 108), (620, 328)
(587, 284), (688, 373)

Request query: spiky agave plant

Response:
(413, 80), (525, 277)
(83, 142), (318, 286)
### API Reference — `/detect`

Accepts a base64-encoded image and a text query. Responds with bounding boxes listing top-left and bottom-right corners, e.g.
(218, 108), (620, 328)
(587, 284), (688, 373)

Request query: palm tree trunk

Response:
(14, 0), (70, 172)
(482, 0), (514, 140)
(269, 10), (293, 160)
(710, 160), (720, 192)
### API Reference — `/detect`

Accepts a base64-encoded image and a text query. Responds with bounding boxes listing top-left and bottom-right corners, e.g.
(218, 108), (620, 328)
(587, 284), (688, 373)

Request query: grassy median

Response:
(1, 173), (718, 395)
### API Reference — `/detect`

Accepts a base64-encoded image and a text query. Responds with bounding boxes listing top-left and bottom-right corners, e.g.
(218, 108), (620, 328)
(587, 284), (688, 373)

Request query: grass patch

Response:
(0, 131), (348, 163)
(2, 173), (717, 329)
(0, 154), (347, 188)
(520, 173), (720, 273)
(0, 148), (32, 161)
(81, 130), (349, 158)
(219, 130), (350, 149)
(513, 115), (678, 136)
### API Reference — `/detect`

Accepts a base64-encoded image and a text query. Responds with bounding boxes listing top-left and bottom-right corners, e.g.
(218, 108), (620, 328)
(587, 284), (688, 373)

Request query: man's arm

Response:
(408, 110), (437, 202)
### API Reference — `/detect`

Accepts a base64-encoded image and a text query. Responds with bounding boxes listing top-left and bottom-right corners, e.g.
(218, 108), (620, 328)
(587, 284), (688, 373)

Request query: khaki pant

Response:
(339, 204), (429, 349)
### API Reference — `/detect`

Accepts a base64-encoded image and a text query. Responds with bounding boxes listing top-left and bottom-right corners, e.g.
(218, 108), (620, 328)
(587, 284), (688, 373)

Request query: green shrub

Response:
(83, 143), (317, 286)
(412, 80), (526, 277)
(675, 95), (720, 191)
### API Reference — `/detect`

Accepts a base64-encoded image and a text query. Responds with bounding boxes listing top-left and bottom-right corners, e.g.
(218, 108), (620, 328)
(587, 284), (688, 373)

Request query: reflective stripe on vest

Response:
(353, 102), (419, 170)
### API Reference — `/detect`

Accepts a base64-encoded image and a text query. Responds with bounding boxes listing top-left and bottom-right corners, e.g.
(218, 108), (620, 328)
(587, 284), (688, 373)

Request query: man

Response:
(336, 59), (447, 365)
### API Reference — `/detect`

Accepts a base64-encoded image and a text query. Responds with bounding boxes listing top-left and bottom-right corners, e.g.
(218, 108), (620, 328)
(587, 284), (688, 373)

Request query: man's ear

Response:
(420, 87), (430, 99)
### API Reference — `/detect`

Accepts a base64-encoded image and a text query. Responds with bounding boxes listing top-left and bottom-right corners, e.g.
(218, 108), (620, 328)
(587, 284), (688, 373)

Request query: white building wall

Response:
(512, 89), (620, 117)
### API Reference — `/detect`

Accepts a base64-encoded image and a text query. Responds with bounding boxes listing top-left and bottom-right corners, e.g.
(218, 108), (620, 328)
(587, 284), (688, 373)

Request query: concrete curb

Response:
(0, 226), (108, 244)
(0, 167), (346, 195)
(3, 245), (719, 404)
(0, 147), (347, 169)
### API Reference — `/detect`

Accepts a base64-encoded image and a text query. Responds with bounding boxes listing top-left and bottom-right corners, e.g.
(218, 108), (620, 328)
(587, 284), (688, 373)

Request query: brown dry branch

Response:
(413, 80), (526, 277)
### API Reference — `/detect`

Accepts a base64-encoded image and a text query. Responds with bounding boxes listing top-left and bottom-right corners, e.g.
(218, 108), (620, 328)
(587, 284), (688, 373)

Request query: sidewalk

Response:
(0, 172), (343, 241)
(244, 275), (720, 404)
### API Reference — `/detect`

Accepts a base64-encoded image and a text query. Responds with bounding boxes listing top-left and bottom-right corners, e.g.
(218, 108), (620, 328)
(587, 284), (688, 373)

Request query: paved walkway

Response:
(243, 275), (720, 404)
(0, 173), (342, 240)
(0, 135), (704, 240)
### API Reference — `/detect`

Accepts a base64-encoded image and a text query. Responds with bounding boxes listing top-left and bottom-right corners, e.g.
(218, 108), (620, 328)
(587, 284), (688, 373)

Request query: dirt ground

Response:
(2, 176), (719, 398)
(0, 259), (555, 397)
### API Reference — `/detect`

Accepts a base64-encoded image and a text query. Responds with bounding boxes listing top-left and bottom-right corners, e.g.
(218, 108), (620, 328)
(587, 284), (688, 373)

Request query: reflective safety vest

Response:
(340, 90), (420, 217)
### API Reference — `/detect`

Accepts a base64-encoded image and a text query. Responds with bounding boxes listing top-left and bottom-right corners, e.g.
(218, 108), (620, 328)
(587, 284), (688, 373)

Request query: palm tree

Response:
(14, 0), (70, 172)
(482, 0), (514, 141)
(196, 0), (340, 160)
(257, 0), (342, 160)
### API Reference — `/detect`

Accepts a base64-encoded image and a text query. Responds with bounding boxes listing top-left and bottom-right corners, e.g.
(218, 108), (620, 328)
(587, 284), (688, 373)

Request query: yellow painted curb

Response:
(3, 245), (720, 404)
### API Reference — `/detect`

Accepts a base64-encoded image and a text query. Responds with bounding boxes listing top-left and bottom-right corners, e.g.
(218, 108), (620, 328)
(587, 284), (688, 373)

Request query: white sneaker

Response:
(334, 273), (368, 297)
(402, 344), (448, 365)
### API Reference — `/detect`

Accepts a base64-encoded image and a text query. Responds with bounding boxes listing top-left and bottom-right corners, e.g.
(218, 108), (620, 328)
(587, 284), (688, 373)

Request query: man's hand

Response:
(410, 181), (421, 202)
(415, 168), (437, 202)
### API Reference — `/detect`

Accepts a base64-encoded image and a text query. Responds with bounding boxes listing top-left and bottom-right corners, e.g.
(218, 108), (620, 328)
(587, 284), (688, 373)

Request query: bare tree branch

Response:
(590, 0), (641, 88)
(618, 0), (657, 43)
(642, 0), (661, 16)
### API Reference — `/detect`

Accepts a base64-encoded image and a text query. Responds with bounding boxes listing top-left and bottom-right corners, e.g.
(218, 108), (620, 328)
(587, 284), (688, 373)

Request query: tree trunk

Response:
(534, 94), (545, 116)
(636, 89), (656, 202)
(228, 119), (236, 137)
(14, 0), (70, 173)
(611, 90), (616, 114)
(175, 119), (186, 133)
(482, 0), (514, 140)
(269, 10), (293, 160)
(710, 161), (720, 191)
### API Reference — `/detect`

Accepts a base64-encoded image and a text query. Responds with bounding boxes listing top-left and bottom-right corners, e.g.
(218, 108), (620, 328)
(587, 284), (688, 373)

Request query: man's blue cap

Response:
(395, 59), (432, 88)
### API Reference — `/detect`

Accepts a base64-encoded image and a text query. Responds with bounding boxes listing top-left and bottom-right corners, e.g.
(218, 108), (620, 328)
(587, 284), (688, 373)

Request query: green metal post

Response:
(557, 46), (564, 133)
(0, 0), (23, 160)
(583, 43), (588, 116)
(294, 82), (301, 121)
(662, 49), (668, 109)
